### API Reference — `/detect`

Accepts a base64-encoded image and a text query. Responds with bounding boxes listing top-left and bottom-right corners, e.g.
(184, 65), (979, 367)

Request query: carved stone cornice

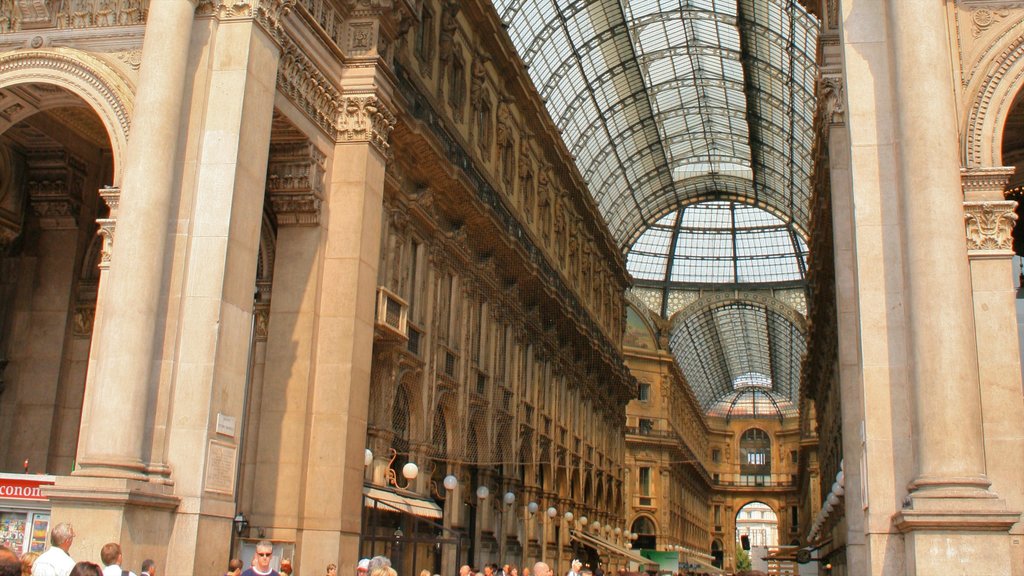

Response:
(194, 0), (292, 42)
(960, 166), (1015, 200)
(336, 94), (396, 154)
(964, 200), (1018, 254)
(267, 141), (325, 226)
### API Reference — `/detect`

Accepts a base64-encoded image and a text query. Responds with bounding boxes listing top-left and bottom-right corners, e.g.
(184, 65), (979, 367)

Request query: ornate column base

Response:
(894, 494), (1018, 575)
(42, 476), (179, 572)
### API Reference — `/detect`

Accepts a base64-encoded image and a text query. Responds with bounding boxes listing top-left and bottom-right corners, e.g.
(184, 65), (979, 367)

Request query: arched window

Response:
(631, 516), (657, 550)
(740, 428), (772, 485)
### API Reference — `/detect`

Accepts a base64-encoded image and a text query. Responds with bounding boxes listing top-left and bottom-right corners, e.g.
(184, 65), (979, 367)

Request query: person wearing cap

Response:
(356, 559), (370, 576)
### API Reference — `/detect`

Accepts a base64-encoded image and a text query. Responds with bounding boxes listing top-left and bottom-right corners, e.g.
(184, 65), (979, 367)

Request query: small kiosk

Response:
(0, 473), (54, 555)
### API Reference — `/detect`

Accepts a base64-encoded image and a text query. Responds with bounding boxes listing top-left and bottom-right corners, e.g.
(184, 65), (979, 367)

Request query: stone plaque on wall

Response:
(204, 440), (237, 496)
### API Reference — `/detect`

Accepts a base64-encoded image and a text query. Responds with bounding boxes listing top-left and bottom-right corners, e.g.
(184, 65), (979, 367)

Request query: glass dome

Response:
(626, 201), (808, 285)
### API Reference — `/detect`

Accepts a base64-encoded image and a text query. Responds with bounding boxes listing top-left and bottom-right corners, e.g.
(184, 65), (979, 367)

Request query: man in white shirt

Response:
(31, 522), (76, 576)
(100, 542), (137, 576)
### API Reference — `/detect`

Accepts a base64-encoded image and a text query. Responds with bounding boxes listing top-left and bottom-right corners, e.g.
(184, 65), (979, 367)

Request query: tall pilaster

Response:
(885, 0), (1019, 571)
(962, 167), (1024, 575)
(282, 2), (403, 570)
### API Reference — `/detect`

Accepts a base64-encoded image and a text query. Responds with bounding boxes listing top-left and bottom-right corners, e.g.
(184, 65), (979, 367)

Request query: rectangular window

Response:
(415, 8), (434, 63)
(714, 505), (721, 526)
(790, 450), (798, 464)
(712, 449), (721, 463)
(639, 418), (654, 435)
(638, 382), (651, 401)
(639, 467), (651, 496)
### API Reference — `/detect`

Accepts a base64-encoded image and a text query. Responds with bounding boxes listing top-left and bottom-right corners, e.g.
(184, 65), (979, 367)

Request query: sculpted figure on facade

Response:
(554, 202), (566, 265)
(470, 53), (489, 111)
(496, 99), (514, 185)
(537, 168), (552, 244)
(519, 138), (533, 222)
(437, 0), (459, 94)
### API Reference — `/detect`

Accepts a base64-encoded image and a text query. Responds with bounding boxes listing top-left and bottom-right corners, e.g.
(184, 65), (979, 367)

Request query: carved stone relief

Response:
(964, 200), (1017, 252)
(194, 0), (292, 41)
(26, 149), (85, 230)
(0, 0), (149, 32)
(267, 141), (325, 226)
(336, 94), (396, 154)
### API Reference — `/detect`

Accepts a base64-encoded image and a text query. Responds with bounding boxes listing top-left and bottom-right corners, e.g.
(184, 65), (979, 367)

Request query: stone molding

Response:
(964, 200), (1018, 253)
(276, 38), (396, 152)
(194, 0), (293, 43)
(960, 165), (1015, 200)
(266, 141), (324, 226)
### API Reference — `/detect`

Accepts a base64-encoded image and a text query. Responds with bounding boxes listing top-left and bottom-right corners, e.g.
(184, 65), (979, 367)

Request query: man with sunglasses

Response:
(242, 541), (279, 576)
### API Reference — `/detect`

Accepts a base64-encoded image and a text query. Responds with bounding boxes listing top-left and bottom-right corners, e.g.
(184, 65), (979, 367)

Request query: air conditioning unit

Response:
(375, 286), (408, 340)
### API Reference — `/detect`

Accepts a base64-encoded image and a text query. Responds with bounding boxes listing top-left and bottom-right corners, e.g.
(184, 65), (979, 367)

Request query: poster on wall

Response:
(30, 514), (50, 553)
(0, 513), (26, 551)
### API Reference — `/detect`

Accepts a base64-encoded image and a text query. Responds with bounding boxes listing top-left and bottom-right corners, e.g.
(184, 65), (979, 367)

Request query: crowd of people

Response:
(0, 523), (155, 576)
(0, 522), (597, 576)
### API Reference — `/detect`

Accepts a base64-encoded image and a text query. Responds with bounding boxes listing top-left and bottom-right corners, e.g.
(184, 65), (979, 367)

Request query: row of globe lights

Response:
(366, 449), (640, 542)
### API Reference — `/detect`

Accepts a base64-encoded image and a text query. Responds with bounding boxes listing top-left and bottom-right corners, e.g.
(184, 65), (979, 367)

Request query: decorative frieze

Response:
(0, 0), (149, 33)
(960, 166), (1015, 200)
(964, 200), (1018, 253)
(266, 141), (325, 226)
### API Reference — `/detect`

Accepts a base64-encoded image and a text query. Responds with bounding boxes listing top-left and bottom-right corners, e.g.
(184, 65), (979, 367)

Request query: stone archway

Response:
(0, 49), (134, 182)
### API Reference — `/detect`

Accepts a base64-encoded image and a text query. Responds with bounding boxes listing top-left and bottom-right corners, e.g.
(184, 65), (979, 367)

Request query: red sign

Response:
(0, 476), (53, 501)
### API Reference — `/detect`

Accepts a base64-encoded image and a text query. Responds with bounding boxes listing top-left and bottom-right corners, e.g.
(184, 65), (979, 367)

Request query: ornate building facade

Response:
(1, 1), (1024, 576)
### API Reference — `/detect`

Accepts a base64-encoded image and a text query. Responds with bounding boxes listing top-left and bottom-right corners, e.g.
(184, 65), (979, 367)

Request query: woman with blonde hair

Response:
(20, 551), (39, 576)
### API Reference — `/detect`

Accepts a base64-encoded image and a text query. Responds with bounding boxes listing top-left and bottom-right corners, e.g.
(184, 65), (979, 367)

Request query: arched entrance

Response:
(630, 515), (656, 551)
(0, 79), (116, 476)
(735, 501), (778, 572)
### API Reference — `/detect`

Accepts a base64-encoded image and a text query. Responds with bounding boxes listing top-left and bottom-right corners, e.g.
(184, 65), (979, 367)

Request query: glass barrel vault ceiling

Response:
(670, 301), (804, 420)
(491, 0), (819, 421)
(491, 0), (819, 249)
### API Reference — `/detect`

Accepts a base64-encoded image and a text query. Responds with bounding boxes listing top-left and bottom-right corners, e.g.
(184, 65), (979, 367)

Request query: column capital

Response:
(817, 69), (845, 126)
(195, 0), (294, 43)
(964, 200), (1017, 255)
(336, 94), (397, 155)
(267, 141), (325, 226)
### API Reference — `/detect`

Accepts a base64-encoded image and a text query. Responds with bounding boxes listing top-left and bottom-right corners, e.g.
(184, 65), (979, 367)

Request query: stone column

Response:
(887, 0), (991, 497)
(886, 0), (1019, 571)
(74, 0), (198, 478)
